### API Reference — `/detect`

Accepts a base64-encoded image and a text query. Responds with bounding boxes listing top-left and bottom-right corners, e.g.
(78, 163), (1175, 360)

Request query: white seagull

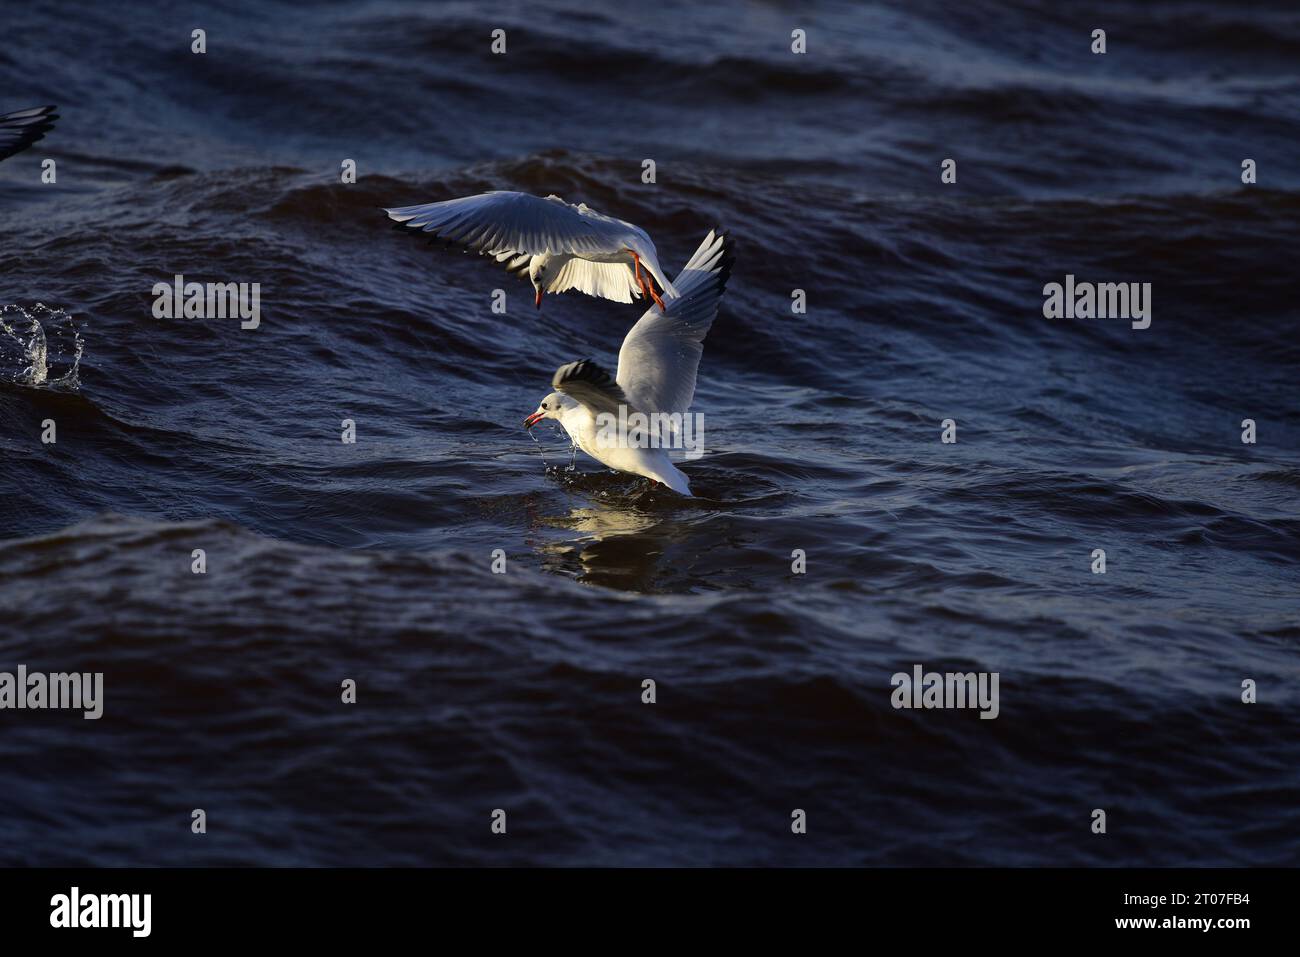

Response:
(524, 230), (734, 496)
(385, 190), (678, 312)
(0, 105), (58, 163)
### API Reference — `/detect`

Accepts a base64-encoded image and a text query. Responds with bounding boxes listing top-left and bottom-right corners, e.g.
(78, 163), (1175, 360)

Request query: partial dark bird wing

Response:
(552, 358), (632, 419)
(0, 106), (58, 163)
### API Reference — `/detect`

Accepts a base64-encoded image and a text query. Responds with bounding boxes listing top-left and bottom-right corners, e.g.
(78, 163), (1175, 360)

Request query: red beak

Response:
(523, 410), (545, 429)
(534, 288), (543, 309)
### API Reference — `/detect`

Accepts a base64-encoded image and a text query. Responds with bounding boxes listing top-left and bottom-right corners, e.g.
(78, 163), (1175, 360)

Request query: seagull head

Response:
(528, 255), (549, 309)
(523, 391), (574, 430)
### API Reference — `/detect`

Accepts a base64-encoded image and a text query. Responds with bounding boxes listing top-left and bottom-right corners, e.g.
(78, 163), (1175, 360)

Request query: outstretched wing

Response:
(0, 106), (58, 163)
(385, 191), (678, 300)
(615, 230), (734, 420)
(385, 191), (646, 258)
(547, 258), (641, 304)
(552, 358), (632, 419)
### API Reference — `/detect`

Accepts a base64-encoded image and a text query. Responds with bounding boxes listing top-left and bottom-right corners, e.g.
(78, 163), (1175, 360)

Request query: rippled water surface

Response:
(1, 0), (1298, 866)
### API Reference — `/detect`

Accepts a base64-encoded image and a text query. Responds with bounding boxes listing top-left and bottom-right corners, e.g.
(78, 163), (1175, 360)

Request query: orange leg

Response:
(627, 249), (666, 312)
(628, 249), (644, 290)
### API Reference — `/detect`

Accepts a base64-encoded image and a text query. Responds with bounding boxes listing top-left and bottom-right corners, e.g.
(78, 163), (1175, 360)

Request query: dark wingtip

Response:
(553, 357), (617, 392)
(713, 228), (736, 291)
(0, 105), (60, 162)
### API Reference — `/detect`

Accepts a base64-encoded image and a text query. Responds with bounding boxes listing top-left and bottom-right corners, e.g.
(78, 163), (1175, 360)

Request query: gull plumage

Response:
(385, 190), (678, 311)
(524, 230), (734, 496)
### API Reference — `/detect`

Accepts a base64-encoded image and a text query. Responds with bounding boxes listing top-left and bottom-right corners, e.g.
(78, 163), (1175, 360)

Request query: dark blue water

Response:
(1, 0), (1298, 866)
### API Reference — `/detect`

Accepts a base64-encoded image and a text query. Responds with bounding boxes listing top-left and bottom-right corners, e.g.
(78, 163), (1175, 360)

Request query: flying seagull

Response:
(0, 106), (58, 163)
(524, 230), (733, 496)
(385, 190), (678, 312)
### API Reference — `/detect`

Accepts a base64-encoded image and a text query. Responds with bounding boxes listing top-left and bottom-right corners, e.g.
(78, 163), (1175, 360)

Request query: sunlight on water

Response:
(0, 303), (83, 390)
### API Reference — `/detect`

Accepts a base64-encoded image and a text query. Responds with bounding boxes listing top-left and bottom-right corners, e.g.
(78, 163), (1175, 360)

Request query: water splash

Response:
(527, 425), (550, 468)
(526, 422), (584, 481)
(0, 303), (83, 390)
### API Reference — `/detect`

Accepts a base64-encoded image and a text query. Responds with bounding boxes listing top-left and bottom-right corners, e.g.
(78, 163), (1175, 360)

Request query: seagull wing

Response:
(547, 258), (641, 303)
(385, 191), (678, 299)
(0, 106), (58, 163)
(552, 358), (632, 419)
(615, 230), (734, 420)
(387, 190), (639, 258)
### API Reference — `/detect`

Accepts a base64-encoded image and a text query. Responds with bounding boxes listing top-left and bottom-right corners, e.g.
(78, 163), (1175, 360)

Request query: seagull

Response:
(524, 230), (733, 496)
(0, 106), (58, 163)
(385, 190), (678, 312)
